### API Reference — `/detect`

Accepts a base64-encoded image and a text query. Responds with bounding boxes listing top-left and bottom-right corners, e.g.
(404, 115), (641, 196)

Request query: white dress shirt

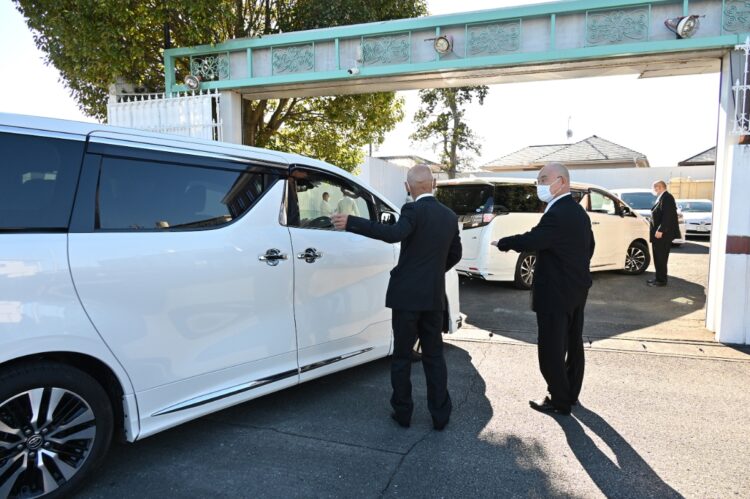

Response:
(415, 193), (434, 202)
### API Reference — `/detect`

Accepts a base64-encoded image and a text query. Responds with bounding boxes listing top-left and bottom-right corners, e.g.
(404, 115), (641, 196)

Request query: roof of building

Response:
(376, 155), (442, 166)
(483, 135), (649, 169)
(677, 146), (716, 166)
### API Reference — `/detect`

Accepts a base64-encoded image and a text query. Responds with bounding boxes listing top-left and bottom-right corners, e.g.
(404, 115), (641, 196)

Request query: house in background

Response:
(482, 135), (650, 172)
(678, 146), (716, 166)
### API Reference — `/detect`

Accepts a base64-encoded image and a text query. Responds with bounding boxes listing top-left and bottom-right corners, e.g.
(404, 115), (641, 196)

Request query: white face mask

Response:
(536, 178), (561, 203)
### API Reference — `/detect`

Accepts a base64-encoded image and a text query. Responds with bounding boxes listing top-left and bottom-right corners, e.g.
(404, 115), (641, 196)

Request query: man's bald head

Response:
(537, 162), (571, 199)
(540, 162), (570, 182)
(406, 164), (436, 198)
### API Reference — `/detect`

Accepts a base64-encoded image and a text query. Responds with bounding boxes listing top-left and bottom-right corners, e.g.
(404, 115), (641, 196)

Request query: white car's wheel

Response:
(621, 241), (651, 275)
(0, 362), (113, 498)
(514, 252), (536, 290)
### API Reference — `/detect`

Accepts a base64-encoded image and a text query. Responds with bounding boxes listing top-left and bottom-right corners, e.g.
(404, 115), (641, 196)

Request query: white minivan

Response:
(0, 113), (460, 498)
(436, 178), (651, 289)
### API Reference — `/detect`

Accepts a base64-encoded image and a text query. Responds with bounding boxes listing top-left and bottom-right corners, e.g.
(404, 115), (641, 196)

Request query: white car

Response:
(436, 178), (651, 289)
(610, 188), (687, 245)
(676, 198), (713, 235)
(0, 113), (460, 498)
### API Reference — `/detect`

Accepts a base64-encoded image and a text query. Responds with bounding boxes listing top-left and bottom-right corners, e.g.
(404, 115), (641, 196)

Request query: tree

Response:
(410, 86), (488, 178)
(14, 0), (426, 171)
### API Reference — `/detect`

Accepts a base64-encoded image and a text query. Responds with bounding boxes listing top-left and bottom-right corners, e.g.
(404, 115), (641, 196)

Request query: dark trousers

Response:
(391, 309), (452, 424)
(536, 297), (587, 409)
(652, 238), (671, 283)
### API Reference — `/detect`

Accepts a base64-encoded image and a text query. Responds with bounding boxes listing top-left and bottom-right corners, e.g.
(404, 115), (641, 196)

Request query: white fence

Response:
(460, 164), (716, 191)
(107, 90), (222, 141)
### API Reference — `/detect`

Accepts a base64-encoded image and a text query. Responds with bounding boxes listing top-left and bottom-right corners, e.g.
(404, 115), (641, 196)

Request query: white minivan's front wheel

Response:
(0, 362), (113, 499)
(514, 252), (536, 290)
(621, 241), (651, 275)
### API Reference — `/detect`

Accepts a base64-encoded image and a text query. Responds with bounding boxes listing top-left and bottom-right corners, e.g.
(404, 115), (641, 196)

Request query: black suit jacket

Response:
(650, 191), (679, 242)
(496, 195), (595, 314)
(346, 196), (462, 311)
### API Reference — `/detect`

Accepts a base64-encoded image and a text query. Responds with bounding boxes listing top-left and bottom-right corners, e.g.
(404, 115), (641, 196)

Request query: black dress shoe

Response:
(647, 278), (656, 284)
(390, 412), (410, 428)
(432, 416), (449, 431)
(647, 280), (667, 287)
(529, 397), (571, 415)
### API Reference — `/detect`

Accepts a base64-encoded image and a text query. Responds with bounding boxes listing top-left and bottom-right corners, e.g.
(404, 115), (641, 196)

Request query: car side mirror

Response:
(620, 205), (632, 217)
(380, 212), (397, 225)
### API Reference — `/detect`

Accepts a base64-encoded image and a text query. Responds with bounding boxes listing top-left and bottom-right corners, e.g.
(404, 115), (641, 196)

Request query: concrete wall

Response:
(357, 157), (411, 208)
(459, 164), (716, 191)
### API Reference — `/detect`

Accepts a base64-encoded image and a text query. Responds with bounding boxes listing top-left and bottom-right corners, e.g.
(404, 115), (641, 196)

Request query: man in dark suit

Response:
(332, 165), (462, 430)
(493, 162), (594, 415)
(648, 180), (679, 287)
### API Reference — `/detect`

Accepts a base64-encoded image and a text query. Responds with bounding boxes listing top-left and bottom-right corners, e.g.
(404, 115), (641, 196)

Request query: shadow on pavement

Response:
(553, 404), (683, 498)
(76, 344), (560, 498)
(460, 270), (706, 344)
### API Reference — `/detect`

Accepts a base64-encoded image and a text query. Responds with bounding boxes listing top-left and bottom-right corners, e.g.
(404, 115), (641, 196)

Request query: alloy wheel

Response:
(520, 254), (536, 287)
(0, 388), (97, 498)
(625, 246), (647, 272)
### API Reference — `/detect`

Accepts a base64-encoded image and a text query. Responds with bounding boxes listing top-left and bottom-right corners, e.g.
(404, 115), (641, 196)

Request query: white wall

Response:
(357, 157), (411, 208)
(461, 164), (715, 191)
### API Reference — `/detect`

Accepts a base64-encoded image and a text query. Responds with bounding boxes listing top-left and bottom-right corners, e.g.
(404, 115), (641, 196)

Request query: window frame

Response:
(0, 129), (86, 232)
(588, 188), (623, 216)
(283, 165), (377, 231)
(69, 146), (285, 234)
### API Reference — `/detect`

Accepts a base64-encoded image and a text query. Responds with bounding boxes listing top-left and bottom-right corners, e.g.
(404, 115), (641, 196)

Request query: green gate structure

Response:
(165, 0), (748, 98)
(161, 0), (750, 345)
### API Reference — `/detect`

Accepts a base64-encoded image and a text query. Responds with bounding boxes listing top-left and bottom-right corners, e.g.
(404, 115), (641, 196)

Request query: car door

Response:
(587, 189), (626, 268)
(68, 146), (300, 430)
(285, 167), (395, 382)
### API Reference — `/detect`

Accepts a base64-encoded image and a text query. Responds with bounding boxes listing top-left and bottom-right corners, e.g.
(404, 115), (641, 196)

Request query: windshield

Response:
(619, 192), (656, 210)
(436, 184), (494, 215)
(677, 201), (712, 212)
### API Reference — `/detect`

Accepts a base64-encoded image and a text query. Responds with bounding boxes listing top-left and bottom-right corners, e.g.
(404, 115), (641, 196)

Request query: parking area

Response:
(456, 237), (724, 352)
(74, 235), (750, 498)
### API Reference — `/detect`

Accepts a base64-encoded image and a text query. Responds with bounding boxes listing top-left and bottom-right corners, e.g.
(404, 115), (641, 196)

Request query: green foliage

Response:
(265, 93), (404, 172)
(14, 0), (426, 171)
(410, 86), (488, 178)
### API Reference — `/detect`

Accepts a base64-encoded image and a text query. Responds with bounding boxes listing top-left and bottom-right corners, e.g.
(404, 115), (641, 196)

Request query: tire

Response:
(0, 362), (113, 498)
(621, 240), (651, 275)
(514, 252), (536, 290)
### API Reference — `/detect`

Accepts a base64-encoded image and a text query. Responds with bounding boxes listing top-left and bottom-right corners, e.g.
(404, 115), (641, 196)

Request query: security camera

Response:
(347, 67), (360, 75)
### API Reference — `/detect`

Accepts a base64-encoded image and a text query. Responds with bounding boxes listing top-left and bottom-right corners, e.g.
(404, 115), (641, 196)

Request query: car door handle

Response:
(297, 248), (323, 263)
(592, 221), (600, 225)
(258, 249), (288, 266)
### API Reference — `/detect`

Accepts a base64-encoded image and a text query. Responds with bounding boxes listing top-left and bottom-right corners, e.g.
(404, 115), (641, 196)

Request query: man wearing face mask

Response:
(648, 180), (679, 287)
(491, 162), (595, 415)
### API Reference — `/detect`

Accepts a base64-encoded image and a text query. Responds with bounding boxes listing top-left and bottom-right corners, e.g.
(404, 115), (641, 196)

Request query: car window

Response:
(286, 169), (375, 230)
(493, 184), (544, 213)
(619, 192), (656, 210)
(677, 201), (712, 212)
(0, 132), (84, 230)
(589, 191), (617, 215)
(97, 157), (276, 230)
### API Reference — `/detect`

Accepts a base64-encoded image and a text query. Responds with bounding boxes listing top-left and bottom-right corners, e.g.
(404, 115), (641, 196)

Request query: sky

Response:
(0, 0), (721, 167)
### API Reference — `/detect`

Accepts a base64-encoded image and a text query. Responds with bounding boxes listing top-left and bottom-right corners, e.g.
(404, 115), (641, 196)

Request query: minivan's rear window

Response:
(436, 184), (494, 215)
(0, 132), (84, 230)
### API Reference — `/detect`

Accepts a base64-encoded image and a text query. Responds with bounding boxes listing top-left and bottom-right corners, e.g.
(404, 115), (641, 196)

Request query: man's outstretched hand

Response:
(332, 213), (349, 230)
(491, 239), (511, 252)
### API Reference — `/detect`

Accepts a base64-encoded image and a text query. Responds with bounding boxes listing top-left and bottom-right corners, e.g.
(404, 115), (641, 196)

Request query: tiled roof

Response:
(538, 135), (647, 163)
(483, 144), (566, 168)
(678, 146), (716, 166)
(484, 135), (649, 169)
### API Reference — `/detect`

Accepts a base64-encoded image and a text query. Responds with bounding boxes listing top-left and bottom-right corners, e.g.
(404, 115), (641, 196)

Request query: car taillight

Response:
(482, 213), (496, 224)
